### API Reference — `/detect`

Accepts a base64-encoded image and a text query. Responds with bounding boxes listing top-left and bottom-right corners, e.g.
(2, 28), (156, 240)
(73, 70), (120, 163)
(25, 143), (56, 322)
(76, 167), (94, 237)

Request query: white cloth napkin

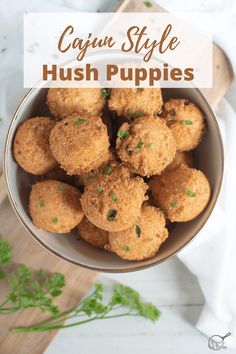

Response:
(0, 0), (236, 348)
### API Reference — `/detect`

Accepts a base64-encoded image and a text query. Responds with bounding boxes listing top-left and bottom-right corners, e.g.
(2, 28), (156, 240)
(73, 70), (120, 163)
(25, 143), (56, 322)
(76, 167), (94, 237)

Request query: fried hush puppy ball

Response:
(80, 170), (148, 232)
(108, 88), (163, 120)
(77, 216), (109, 249)
(49, 115), (110, 175)
(164, 151), (194, 172)
(29, 180), (84, 233)
(116, 115), (176, 177)
(163, 98), (205, 152)
(13, 117), (57, 175)
(150, 164), (211, 222)
(47, 88), (104, 120)
(109, 204), (168, 261)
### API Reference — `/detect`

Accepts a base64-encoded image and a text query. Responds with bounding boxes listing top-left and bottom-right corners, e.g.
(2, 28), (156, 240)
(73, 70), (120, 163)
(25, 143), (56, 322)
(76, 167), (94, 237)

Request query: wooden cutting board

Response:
(0, 1), (234, 353)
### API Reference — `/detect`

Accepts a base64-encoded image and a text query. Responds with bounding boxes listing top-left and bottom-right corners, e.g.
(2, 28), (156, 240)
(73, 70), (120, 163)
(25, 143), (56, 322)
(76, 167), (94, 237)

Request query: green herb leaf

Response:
(127, 109), (145, 120)
(104, 164), (111, 176)
(135, 139), (144, 152)
(51, 217), (58, 224)
(135, 225), (141, 238)
(147, 142), (153, 150)
(102, 88), (110, 98)
(143, 1), (153, 8)
(136, 88), (144, 92)
(58, 185), (65, 191)
(0, 236), (12, 278)
(117, 130), (129, 139)
(184, 188), (196, 197)
(39, 200), (45, 208)
(75, 118), (87, 126)
(182, 120), (193, 125)
(97, 184), (103, 193)
(107, 209), (117, 221)
(124, 245), (130, 252)
(111, 193), (117, 202)
(170, 201), (177, 208)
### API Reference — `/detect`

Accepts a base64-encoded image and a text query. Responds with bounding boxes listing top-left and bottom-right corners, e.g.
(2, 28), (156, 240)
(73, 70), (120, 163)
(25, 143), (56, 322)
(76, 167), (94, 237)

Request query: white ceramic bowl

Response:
(4, 84), (223, 272)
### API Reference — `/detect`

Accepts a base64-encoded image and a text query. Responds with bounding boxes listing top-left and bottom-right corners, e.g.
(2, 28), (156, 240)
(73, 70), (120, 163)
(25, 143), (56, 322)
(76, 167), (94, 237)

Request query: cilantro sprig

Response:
(12, 283), (160, 333)
(0, 236), (12, 279)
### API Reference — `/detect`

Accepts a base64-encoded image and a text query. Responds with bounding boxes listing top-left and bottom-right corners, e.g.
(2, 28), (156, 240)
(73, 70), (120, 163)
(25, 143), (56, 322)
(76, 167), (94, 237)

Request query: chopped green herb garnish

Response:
(170, 201), (177, 208)
(184, 189), (196, 197)
(124, 245), (130, 252)
(182, 120), (193, 125)
(58, 185), (65, 191)
(51, 217), (58, 224)
(117, 130), (129, 139)
(136, 88), (144, 92)
(102, 88), (110, 98)
(104, 164), (111, 176)
(39, 200), (45, 208)
(135, 225), (141, 238)
(0, 236), (12, 278)
(127, 109), (145, 120)
(143, 1), (152, 8)
(135, 139), (144, 152)
(97, 184), (103, 193)
(147, 142), (153, 150)
(111, 193), (117, 202)
(75, 118), (87, 126)
(107, 209), (117, 221)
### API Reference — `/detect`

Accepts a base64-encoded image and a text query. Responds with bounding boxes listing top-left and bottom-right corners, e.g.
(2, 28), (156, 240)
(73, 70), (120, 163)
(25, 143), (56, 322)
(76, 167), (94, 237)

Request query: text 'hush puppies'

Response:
(13, 117), (57, 175)
(47, 88), (104, 120)
(109, 204), (168, 261)
(116, 115), (176, 177)
(150, 164), (211, 222)
(80, 168), (148, 232)
(108, 88), (163, 120)
(29, 180), (84, 233)
(162, 98), (205, 152)
(49, 115), (110, 175)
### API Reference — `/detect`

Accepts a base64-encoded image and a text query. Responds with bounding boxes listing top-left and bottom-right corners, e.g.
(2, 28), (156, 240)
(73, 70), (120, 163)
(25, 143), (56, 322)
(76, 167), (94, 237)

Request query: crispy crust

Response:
(77, 216), (109, 249)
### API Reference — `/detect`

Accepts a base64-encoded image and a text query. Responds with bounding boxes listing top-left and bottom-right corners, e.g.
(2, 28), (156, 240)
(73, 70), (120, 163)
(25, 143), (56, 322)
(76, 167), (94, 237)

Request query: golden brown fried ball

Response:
(43, 166), (75, 185)
(150, 164), (211, 222)
(108, 88), (163, 120)
(163, 99), (205, 152)
(109, 204), (168, 261)
(29, 180), (84, 233)
(77, 216), (109, 249)
(49, 115), (110, 175)
(80, 170), (148, 232)
(47, 88), (104, 120)
(165, 151), (194, 172)
(116, 116), (176, 177)
(13, 117), (57, 175)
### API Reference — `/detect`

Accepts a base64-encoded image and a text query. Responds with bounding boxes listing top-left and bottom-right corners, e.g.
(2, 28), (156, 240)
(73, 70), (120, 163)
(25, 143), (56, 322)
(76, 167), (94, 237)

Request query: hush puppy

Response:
(77, 216), (109, 249)
(116, 115), (176, 177)
(80, 169), (148, 232)
(108, 88), (163, 120)
(150, 164), (211, 222)
(162, 99), (205, 152)
(47, 88), (104, 120)
(29, 180), (84, 233)
(13, 117), (57, 175)
(109, 204), (168, 261)
(49, 115), (110, 175)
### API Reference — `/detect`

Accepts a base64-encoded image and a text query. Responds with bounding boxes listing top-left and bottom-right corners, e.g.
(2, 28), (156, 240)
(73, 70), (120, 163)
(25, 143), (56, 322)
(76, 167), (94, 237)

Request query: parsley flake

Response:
(135, 140), (144, 152)
(124, 245), (130, 252)
(51, 217), (58, 224)
(147, 142), (153, 150)
(58, 185), (65, 191)
(184, 189), (196, 197)
(135, 225), (141, 238)
(143, 1), (153, 8)
(104, 164), (111, 176)
(111, 193), (117, 202)
(127, 109), (145, 120)
(182, 120), (193, 126)
(97, 184), (103, 193)
(117, 130), (129, 139)
(170, 201), (177, 208)
(75, 118), (87, 126)
(136, 88), (144, 92)
(107, 209), (117, 221)
(102, 88), (110, 98)
(39, 200), (45, 208)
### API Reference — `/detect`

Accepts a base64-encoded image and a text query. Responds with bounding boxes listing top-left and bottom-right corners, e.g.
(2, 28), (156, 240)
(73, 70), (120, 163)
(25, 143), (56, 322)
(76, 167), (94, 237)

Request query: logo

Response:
(208, 332), (231, 351)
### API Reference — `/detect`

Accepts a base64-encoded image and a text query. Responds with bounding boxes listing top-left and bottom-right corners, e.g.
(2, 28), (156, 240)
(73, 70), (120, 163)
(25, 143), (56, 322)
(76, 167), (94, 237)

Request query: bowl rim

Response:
(3, 86), (224, 273)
